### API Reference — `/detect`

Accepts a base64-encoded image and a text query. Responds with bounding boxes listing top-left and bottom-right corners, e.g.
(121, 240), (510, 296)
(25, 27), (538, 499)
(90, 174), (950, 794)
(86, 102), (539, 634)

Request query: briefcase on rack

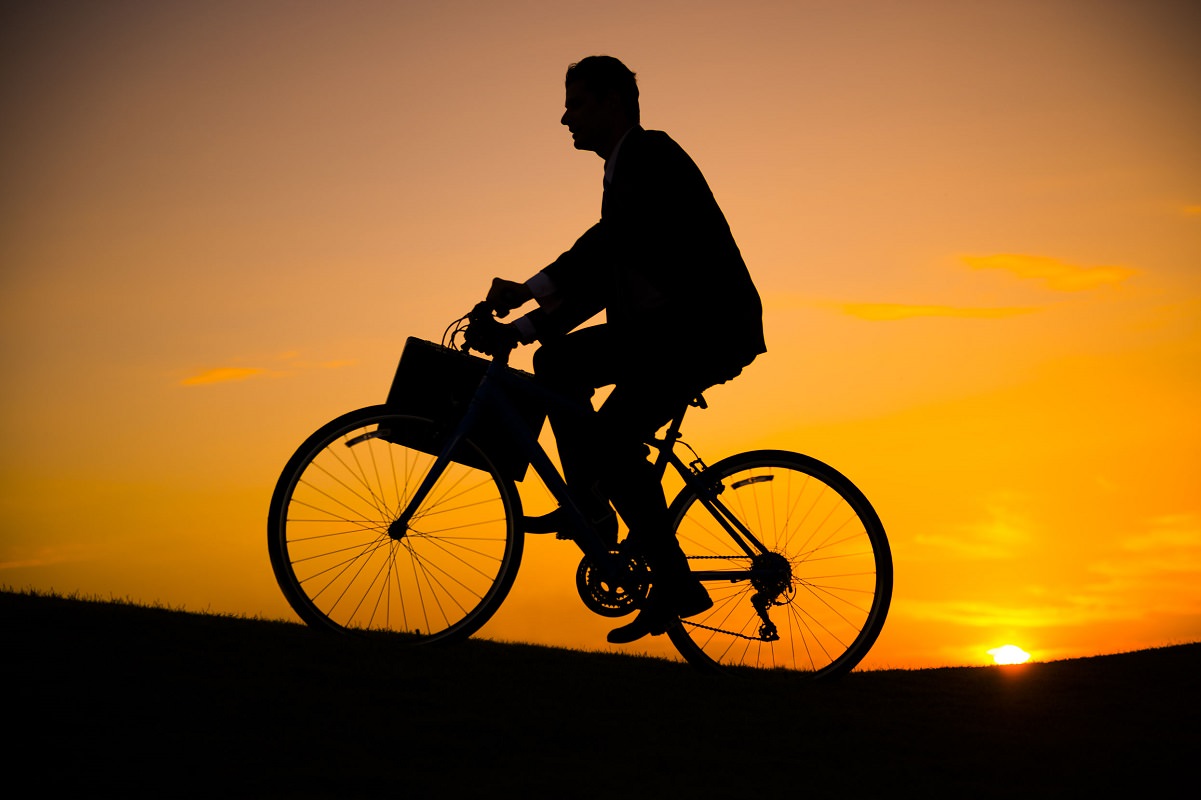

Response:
(384, 337), (545, 481)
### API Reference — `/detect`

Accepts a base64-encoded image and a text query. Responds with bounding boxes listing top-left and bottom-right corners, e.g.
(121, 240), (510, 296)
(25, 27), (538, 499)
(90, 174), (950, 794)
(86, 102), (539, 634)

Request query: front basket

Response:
(384, 337), (545, 481)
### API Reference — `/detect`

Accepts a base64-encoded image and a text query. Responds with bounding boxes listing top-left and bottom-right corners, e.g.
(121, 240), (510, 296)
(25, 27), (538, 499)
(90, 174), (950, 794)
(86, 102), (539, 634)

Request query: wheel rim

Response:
(270, 411), (520, 641)
(670, 454), (891, 676)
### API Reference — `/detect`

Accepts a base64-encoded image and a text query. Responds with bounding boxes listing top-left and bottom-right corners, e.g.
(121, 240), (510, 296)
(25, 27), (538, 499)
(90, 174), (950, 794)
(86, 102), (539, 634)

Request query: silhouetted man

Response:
(487, 56), (765, 643)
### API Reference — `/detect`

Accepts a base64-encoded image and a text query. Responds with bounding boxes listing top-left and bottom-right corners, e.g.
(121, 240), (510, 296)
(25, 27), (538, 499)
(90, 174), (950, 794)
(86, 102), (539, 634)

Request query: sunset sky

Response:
(3, 0), (1198, 669)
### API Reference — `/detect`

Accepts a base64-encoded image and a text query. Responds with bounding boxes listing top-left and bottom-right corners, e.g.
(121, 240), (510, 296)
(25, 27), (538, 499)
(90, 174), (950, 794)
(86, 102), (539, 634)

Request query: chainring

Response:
(575, 550), (652, 617)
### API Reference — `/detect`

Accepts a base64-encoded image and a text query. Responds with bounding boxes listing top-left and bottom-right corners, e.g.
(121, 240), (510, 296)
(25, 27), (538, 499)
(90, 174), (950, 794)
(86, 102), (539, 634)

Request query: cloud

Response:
(179, 367), (271, 386)
(769, 292), (1037, 322)
(961, 254), (1137, 291)
(913, 534), (1014, 560)
(915, 500), (1035, 560)
(1183, 205), (1201, 217)
(1088, 514), (1201, 588)
(1121, 513), (1201, 554)
(1065, 514), (1201, 619)
(0, 542), (96, 570)
(837, 302), (1036, 321)
(309, 359), (357, 371)
(900, 597), (1137, 628)
(178, 356), (358, 387)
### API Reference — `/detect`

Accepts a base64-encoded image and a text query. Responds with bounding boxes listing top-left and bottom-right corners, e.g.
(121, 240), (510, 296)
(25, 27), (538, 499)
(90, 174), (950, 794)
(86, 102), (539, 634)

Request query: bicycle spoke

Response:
(668, 451), (891, 677)
(269, 409), (522, 643)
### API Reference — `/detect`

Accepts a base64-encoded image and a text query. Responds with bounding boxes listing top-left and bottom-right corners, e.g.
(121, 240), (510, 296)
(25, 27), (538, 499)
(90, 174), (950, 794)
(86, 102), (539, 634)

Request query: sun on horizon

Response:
(989, 645), (1032, 666)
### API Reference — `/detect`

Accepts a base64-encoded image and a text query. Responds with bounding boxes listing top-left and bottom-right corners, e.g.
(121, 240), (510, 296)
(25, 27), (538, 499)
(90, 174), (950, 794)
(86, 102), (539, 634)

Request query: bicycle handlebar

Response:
(458, 302), (518, 364)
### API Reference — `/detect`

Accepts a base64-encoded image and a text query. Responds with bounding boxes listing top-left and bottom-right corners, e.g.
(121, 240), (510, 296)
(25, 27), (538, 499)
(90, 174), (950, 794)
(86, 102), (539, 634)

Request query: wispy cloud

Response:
(899, 597), (1137, 628)
(1183, 205), (1201, 217)
(0, 542), (95, 570)
(180, 367), (272, 386)
(1090, 513), (1201, 590)
(837, 302), (1036, 321)
(915, 498), (1035, 560)
(768, 292), (1037, 322)
(1121, 513), (1201, 554)
(178, 355), (357, 387)
(1048, 514), (1201, 622)
(961, 254), (1137, 291)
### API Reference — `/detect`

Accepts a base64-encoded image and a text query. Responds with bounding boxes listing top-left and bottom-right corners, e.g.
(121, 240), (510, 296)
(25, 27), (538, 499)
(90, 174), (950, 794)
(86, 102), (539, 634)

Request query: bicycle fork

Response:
(389, 370), (612, 567)
(388, 373), (498, 539)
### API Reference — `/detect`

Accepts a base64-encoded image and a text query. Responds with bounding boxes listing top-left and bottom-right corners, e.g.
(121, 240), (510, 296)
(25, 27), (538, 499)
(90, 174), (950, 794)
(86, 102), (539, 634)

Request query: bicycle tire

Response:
(665, 450), (891, 678)
(267, 405), (523, 643)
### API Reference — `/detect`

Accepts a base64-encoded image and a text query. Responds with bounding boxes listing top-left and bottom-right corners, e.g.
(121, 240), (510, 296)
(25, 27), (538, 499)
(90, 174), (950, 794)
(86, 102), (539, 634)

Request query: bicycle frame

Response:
(391, 350), (774, 586)
(270, 321), (891, 676)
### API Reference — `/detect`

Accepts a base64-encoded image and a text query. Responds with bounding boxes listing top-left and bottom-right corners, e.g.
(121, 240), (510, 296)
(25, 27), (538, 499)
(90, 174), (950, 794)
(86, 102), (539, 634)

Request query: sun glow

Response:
(988, 645), (1032, 665)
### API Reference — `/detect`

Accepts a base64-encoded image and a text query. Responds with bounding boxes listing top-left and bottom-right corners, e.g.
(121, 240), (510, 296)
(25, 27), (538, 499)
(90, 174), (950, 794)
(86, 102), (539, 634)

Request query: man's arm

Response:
(486, 278), (533, 317)
(486, 269), (586, 344)
(486, 274), (553, 344)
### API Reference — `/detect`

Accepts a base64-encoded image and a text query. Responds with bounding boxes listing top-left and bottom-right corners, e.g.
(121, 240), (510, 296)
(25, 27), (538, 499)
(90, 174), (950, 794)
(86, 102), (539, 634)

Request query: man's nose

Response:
(560, 110), (569, 126)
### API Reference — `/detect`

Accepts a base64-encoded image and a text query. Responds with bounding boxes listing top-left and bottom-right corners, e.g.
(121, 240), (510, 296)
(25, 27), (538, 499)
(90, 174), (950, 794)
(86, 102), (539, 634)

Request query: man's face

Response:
(561, 80), (619, 155)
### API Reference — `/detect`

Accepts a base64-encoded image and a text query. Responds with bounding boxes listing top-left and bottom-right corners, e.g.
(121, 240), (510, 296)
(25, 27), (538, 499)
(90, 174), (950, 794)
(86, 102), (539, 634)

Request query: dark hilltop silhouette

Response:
(6, 589), (1198, 797)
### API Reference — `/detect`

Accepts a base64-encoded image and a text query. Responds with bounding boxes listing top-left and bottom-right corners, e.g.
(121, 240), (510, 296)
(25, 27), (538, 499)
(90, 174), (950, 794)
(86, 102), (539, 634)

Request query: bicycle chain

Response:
(681, 555), (778, 642)
(679, 617), (769, 642)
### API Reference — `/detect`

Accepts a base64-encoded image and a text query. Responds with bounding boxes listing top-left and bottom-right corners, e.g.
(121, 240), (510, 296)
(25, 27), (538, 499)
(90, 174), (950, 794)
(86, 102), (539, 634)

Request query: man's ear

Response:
(600, 89), (624, 115)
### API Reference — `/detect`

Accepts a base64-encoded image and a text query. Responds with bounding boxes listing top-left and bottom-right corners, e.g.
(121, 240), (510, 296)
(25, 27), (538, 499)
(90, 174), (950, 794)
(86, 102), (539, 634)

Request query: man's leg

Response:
(601, 448), (704, 602)
(531, 327), (621, 539)
(591, 371), (714, 642)
(535, 328), (712, 641)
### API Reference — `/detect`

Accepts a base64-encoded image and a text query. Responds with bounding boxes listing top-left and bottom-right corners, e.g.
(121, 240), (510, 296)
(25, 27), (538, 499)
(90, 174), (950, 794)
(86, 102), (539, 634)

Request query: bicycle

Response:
(267, 305), (892, 678)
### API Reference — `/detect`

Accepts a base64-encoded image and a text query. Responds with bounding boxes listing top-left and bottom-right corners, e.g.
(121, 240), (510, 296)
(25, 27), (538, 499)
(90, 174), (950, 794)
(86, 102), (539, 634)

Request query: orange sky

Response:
(2, 0), (1198, 669)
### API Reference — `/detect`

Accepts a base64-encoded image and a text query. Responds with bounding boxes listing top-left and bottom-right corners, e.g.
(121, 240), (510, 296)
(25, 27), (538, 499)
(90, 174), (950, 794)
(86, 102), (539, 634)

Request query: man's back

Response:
(543, 127), (764, 379)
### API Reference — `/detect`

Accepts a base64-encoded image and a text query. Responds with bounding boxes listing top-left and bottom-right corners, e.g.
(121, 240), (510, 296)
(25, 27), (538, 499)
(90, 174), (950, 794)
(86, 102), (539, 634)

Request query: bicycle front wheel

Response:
(267, 405), (523, 643)
(666, 450), (891, 678)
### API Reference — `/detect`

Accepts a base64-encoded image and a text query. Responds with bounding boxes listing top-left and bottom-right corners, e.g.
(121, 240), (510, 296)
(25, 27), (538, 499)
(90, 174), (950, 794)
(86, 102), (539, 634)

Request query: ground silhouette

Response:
(6, 589), (1196, 797)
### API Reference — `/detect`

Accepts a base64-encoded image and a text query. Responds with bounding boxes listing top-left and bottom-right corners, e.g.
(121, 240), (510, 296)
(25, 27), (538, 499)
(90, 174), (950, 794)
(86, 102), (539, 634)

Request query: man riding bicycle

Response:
(483, 56), (765, 644)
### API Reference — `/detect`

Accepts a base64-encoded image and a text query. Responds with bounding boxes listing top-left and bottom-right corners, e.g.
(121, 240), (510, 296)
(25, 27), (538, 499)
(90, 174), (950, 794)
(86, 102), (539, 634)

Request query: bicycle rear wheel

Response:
(666, 450), (891, 678)
(267, 405), (523, 643)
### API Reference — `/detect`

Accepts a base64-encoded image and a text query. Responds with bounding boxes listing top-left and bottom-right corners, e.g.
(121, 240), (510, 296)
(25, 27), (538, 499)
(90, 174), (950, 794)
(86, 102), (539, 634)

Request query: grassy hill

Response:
(6, 588), (1197, 797)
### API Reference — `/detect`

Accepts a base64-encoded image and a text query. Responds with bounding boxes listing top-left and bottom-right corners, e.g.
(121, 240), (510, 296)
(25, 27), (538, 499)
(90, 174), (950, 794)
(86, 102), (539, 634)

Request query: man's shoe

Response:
(606, 572), (714, 644)
(606, 608), (669, 644)
(673, 579), (713, 619)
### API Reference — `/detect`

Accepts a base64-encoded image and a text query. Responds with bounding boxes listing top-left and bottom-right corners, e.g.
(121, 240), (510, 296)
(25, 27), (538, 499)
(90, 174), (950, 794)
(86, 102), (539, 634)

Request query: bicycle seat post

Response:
(664, 417), (682, 444)
(667, 395), (706, 439)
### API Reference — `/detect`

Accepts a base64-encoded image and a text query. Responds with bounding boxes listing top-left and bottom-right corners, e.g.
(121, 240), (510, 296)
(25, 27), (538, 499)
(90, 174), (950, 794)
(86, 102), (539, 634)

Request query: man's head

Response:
(561, 56), (639, 157)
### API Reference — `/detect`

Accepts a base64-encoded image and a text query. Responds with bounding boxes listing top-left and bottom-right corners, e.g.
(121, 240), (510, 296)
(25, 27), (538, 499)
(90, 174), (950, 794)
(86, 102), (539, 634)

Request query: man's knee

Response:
(533, 330), (617, 393)
(531, 341), (565, 380)
(532, 342), (584, 397)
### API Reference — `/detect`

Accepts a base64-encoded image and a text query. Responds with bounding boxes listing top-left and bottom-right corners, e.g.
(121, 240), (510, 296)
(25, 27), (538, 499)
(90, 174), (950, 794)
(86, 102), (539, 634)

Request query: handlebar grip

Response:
(462, 302), (516, 363)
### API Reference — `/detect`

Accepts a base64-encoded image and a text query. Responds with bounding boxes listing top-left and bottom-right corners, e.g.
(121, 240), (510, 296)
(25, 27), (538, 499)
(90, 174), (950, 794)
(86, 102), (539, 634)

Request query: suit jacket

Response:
(528, 128), (766, 382)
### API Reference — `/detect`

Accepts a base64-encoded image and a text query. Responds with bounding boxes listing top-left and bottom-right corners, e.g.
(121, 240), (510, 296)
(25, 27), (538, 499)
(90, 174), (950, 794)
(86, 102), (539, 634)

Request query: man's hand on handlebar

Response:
(486, 278), (533, 318)
(463, 302), (520, 359)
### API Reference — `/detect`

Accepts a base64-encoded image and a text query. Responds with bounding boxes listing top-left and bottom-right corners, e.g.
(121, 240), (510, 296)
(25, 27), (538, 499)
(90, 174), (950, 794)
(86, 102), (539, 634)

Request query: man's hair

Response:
(566, 56), (639, 124)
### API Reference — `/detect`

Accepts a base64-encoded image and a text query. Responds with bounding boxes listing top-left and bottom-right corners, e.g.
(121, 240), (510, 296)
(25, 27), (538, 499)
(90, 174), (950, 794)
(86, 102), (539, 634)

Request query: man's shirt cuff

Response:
(526, 271), (556, 301)
(512, 315), (537, 344)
